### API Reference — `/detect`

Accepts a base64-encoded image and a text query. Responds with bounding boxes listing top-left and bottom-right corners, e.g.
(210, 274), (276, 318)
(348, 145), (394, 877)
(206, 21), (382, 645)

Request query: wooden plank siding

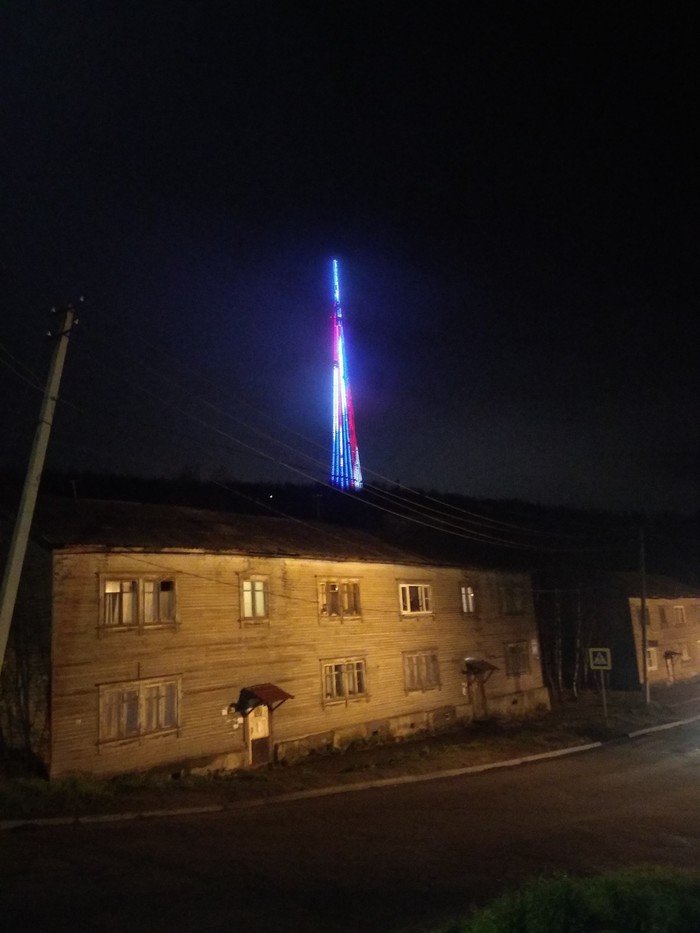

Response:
(48, 549), (548, 777)
(629, 596), (700, 686)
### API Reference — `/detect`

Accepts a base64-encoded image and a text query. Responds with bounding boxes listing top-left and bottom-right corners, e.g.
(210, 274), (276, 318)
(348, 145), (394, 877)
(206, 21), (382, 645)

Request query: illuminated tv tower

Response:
(330, 259), (363, 490)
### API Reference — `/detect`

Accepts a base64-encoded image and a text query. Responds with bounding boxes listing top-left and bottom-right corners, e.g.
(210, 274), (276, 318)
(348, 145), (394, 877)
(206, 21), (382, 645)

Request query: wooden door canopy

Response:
(233, 683), (294, 714)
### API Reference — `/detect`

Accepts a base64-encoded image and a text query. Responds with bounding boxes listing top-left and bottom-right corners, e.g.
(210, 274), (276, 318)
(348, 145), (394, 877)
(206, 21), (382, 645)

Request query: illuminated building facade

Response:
(330, 259), (363, 490)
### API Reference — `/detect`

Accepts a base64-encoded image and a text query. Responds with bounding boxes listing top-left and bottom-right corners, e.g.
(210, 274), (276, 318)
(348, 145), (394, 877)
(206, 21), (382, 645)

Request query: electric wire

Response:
(4, 309), (638, 559)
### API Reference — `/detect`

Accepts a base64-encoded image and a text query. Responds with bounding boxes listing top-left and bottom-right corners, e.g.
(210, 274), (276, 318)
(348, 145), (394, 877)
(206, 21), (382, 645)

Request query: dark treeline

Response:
(1, 468), (698, 583)
(3, 468), (700, 697)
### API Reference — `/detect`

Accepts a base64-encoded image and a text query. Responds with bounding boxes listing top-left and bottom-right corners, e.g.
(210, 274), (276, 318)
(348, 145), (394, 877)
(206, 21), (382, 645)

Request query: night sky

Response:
(1, 4), (698, 514)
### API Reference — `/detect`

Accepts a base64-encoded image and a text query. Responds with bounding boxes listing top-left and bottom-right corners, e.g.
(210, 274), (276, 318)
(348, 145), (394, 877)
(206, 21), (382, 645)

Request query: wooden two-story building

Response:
(1, 497), (549, 778)
(625, 574), (700, 687)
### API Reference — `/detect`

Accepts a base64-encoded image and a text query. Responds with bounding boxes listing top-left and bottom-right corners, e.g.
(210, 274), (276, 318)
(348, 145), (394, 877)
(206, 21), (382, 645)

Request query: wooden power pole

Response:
(0, 304), (78, 672)
(640, 524), (650, 705)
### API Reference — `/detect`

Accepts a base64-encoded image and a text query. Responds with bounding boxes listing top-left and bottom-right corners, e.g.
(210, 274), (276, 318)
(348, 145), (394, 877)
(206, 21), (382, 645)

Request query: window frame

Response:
(500, 585), (526, 615)
(98, 675), (181, 744)
(321, 657), (368, 705)
(460, 583), (476, 614)
(403, 649), (441, 692)
(646, 646), (658, 671)
(100, 575), (178, 632)
(240, 576), (270, 625)
(317, 578), (362, 623)
(504, 640), (531, 676)
(673, 605), (687, 625)
(399, 582), (433, 616)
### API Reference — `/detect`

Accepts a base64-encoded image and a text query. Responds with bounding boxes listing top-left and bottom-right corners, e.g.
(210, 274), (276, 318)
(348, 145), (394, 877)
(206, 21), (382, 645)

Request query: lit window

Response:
(99, 677), (180, 742)
(505, 641), (530, 675)
(403, 650), (440, 691)
(399, 583), (432, 614)
(322, 658), (367, 703)
(102, 577), (176, 630)
(144, 580), (175, 624)
(460, 584), (475, 614)
(242, 578), (268, 622)
(104, 580), (137, 627)
(646, 647), (658, 671)
(318, 580), (361, 620)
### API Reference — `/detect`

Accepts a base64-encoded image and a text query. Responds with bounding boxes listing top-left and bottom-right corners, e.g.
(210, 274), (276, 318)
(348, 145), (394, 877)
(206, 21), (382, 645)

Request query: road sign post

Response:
(588, 648), (612, 725)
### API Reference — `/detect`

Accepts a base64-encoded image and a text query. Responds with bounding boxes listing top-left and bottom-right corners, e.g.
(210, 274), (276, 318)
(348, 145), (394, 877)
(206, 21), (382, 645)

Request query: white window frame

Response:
(318, 579), (362, 622)
(674, 605), (687, 625)
(504, 640), (530, 675)
(101, 575), (177, 631)
(241, 577), (269, 624)
(399, 583), (432, 615)
(99, 676), (181, 743)
(403, 649), (440, 692)
(321, 657), (367, 704)
(646, 646), (658, 671)
(460, 584), (476, 614)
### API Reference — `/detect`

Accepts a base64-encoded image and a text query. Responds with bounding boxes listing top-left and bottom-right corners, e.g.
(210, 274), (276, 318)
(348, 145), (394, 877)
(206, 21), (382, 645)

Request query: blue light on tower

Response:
(330, 259), (362, 490)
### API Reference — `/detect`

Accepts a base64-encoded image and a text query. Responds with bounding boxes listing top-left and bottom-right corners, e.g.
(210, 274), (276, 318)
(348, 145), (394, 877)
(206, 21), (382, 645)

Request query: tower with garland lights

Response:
(330, 259), (363, 490)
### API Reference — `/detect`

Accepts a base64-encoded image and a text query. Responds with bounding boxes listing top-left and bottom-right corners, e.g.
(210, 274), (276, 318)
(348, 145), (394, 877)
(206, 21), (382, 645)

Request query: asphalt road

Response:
(3, 723), (700, 933)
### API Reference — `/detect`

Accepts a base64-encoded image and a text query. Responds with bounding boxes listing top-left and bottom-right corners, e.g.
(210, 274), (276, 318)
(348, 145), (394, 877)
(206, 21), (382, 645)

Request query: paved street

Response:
(3, 721), (700, 932)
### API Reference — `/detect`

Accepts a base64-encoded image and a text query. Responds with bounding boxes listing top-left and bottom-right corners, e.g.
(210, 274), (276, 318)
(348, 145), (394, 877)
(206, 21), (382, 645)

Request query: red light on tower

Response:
(330, 259), (362, 490)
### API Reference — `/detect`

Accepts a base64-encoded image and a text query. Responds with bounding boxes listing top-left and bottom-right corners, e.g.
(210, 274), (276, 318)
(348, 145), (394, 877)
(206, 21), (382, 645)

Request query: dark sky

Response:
(1, 3), (698, 514)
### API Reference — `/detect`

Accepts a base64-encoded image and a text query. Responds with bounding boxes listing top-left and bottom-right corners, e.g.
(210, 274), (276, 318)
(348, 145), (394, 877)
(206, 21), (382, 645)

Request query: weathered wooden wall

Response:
(629, 596), (700, 686)
(50, 548), (548, 777)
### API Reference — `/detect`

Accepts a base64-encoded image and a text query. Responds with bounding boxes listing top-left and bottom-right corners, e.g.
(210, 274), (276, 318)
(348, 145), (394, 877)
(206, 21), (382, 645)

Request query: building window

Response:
(646, 647), (658, 671)
(242, 578), (269, 622)
(403, 649), (440, 692)
(636, 606), (650, 628)
(399, 583), (432, 615)
(460, 584), (475, 614)
(99, 677), (180, 742)
(500, 586), (525, 614)
(658, 606), (668, 628)
(674, 605), (687, 625)
(102, 577), (176, 630)
(322, 658), (367, 703)
(318, 580), (361, 620)
(681, 643), (692, 662)
(505, 641), (530, 675)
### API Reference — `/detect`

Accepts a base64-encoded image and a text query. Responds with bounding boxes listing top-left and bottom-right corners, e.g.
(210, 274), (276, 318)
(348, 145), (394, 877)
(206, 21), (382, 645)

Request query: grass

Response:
(441, 867), (700, 933)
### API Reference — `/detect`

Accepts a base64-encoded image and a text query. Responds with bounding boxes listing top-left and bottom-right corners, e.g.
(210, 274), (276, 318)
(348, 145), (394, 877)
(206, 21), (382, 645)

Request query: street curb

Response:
(0, 741), (604, 832)
(626, 712), (700, 738)
(3, 715), (700, 832)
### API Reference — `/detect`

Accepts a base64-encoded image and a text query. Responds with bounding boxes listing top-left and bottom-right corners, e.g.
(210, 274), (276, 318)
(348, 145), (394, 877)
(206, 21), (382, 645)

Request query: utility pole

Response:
(0, 304), (78, 672)
(640, 524), (650, 705)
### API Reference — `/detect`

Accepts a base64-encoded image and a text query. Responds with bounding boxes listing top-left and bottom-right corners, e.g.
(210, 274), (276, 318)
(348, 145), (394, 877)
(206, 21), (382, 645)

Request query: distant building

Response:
(535, 571), (700, 693)
(624, 574), (700, 687)
(1, 497), (548, 778)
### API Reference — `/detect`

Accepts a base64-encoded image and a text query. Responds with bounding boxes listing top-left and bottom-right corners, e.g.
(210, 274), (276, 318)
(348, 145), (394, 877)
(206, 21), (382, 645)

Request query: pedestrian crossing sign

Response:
(588, 647), (612, 670)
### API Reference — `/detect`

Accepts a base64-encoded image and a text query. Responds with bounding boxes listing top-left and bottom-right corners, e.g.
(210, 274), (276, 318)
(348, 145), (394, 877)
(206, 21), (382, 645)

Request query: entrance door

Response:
(468, 677), (489, 720)
(247, 703), (271, 766)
